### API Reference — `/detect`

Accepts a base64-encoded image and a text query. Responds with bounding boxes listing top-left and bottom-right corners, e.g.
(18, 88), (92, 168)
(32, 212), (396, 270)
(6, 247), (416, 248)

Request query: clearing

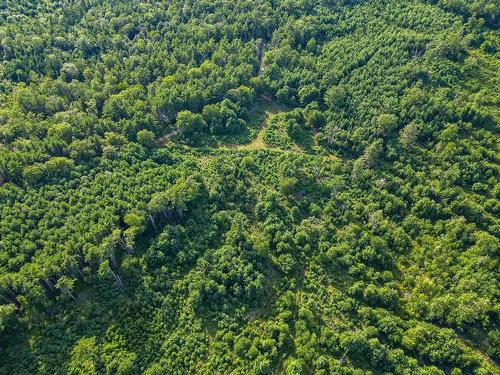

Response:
(157, 94), (289, 151)
(232, 95), (289, 151)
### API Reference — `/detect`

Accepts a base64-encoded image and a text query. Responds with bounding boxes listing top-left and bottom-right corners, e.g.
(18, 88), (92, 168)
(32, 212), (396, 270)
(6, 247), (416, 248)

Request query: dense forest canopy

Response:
(0, 0), (499, 374)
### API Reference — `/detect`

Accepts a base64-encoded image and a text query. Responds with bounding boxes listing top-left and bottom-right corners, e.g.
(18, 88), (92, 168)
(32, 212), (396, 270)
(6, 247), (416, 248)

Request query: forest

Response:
(0, 0), (499, 374)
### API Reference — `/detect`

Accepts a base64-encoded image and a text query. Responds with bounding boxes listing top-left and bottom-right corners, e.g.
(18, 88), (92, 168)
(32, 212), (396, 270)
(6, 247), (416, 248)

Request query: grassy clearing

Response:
(233, 96), (289, 150)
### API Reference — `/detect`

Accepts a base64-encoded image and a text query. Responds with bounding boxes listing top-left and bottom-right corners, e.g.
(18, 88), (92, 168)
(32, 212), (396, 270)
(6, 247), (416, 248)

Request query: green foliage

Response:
(0, 0), (498, 374)
(176, 110), (207, 142)
(136, 129), (155, 149)
(202, 99), (246, 135)
(0, 305), (16, 333)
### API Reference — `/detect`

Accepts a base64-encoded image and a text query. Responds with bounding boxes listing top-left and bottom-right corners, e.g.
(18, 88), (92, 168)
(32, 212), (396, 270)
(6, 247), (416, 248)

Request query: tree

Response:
(0, 304), (16, 334)
(23, 164), (45, 184)
(43, 157), (74, 179)
(284, 358), (305, 375)
(60, 63), (81, 82)
(47, 122), (72, 143)
(304, 107), (326, 129)
(373, 114), (398, 136)
(103, 85), (146, 121)
(68, 138), (98, 161)
(98, 260), (123, 288)
(67, 337), (99, 375)
(399, 122), (419, 149)
(123, 210), (147, 247)
(280, 176), (298, 196)
(324, 86), (349, 110)
(55, 276), (76, 301)
(298, 85), (320, 105)
(353, 139), (384, 178)
(124, 211), (146, 230)
(362, 140), (383, 167)
(176, 110), (207, 141)
(202, 100), (245, 134)
(227, 85), (256, 112)
(136, 129), (155, 148)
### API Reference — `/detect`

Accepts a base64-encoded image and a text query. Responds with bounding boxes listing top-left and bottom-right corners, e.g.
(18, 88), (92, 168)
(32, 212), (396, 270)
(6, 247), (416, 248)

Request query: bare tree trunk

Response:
(118, 237), (133, 255)
(110, 269), (123, 288)
(110, 250), (117, 268)
(39, 279), (54, 295)
(66, 290), (77, 302)
(148, 213), (158, 231)
(76, 267), (85, 278)
(77, 255), (85, 268)
(339, 349), (349, 364)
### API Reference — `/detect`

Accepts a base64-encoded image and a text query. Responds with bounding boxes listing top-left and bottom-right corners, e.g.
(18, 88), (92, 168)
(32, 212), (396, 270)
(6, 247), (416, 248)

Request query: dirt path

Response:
(234, 113), (277, 150)
(231, 96), (288, 151)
